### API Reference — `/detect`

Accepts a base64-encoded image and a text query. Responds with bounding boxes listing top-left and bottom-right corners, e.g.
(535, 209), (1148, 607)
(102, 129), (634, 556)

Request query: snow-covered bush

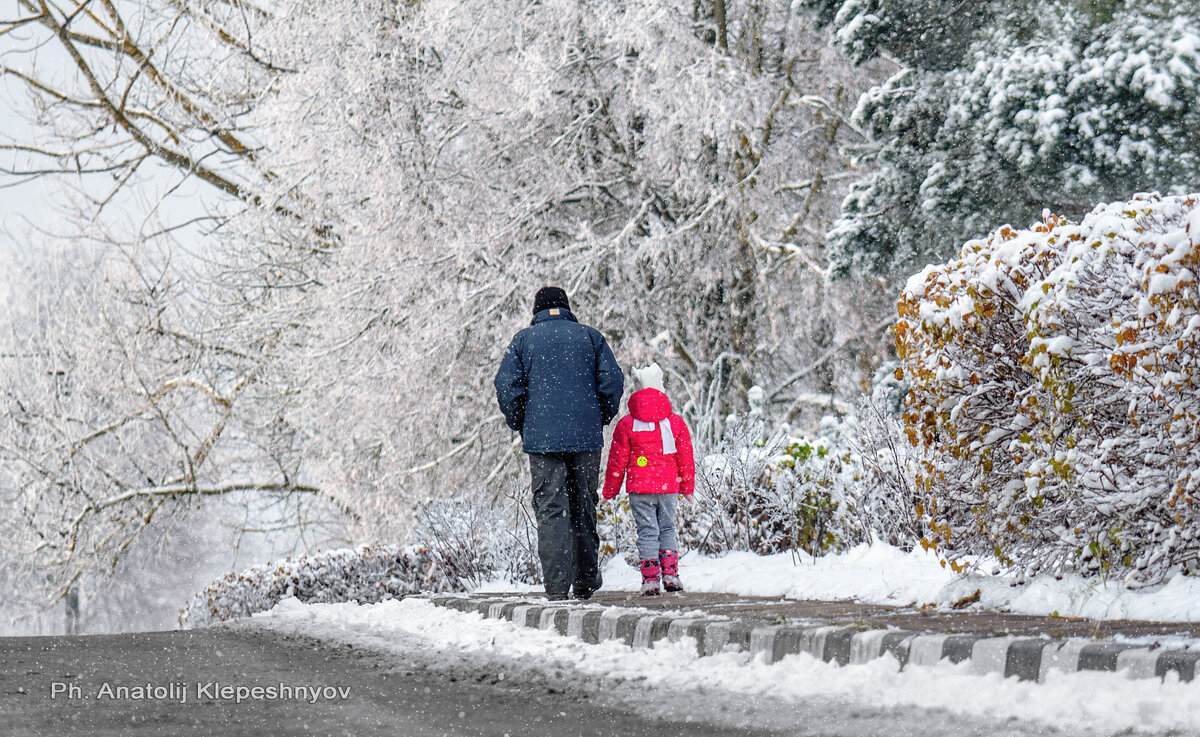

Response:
(599, 401), (922, 563)
(182, 487), (540, 626)
(682, 420), (857, 556)
(179, 544), (446, 628)
(408, 488), (541, 589)
(844, 397), (923, 548)
(897, 192), (1200, 584)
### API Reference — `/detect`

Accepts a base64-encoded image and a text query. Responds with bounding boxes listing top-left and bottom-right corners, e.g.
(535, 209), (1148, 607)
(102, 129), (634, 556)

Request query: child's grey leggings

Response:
(628, 493), (679, 561)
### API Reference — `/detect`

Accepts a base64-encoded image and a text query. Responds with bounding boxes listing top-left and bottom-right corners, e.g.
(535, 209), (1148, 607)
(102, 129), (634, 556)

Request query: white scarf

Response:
(632, 418), (676, 454)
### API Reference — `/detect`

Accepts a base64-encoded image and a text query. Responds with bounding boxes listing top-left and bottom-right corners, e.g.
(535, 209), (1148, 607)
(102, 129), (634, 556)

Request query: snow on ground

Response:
(254, 596), (1200, 736)
(477, 541), (1200, 623)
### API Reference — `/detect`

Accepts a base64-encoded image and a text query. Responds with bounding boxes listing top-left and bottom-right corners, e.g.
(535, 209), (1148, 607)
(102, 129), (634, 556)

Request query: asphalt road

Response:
(0, 625), (1087, 737)
(0, 627), (782, 737)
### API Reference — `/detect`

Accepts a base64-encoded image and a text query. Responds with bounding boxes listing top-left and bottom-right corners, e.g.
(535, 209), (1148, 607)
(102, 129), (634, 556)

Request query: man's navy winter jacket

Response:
(493, 308), (624, 453)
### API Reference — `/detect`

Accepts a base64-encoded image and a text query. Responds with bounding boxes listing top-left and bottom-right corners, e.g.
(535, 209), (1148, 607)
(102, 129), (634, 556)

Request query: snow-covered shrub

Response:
(685, 421), (856, 556)
(844, 397), (923, 548)
(182, 487), (540, 626)
(597, 403), (921, 562)
(897, 192), (1200, 584)
(409, 488), (541, 589)
(179, 544), (447, 628)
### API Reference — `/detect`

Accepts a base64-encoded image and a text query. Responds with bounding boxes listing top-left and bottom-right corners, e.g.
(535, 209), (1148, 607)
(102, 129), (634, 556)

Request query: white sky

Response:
(1, 19), (218, 260)
(1, 72), (51, 252)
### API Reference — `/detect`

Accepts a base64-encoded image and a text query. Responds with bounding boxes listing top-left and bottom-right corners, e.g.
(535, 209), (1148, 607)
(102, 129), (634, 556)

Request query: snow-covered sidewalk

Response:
(246, 541), (1200, 735)
(254, 595), (1200, 735)
(477, 541), (1200, 623)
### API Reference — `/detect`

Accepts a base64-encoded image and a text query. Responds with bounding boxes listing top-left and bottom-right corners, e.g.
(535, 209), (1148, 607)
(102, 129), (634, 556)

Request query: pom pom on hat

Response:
(633, 363), (665, 393)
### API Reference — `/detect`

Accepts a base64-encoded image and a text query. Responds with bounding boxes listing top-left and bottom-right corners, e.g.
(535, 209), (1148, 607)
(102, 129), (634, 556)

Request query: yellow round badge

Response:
(636, 456), (648, 467)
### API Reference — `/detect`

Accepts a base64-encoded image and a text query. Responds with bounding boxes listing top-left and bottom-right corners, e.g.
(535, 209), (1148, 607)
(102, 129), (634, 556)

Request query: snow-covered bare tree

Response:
(0, 235), (351, 611)
(0, 0), (340, 612)
(1, 0), (296, 215)
(233, 0), (889, 543)
(2, 0), (890, 612)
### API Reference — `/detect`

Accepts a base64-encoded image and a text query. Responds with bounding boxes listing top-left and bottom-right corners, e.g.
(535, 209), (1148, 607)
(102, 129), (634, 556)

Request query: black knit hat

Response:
(533, 286), (570, 314)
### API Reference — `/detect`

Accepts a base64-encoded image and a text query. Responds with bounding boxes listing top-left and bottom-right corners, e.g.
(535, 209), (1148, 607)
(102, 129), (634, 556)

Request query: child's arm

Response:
(673, 416), (696, 496)
(601, 417), (631, 500)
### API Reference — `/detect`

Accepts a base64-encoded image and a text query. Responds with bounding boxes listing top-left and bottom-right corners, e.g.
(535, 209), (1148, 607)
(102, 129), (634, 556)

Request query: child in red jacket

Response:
(601, 363), (695, 595)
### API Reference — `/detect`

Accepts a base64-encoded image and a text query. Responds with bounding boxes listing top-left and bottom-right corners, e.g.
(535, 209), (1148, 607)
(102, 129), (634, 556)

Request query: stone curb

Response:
(424, 595), (1200, 683)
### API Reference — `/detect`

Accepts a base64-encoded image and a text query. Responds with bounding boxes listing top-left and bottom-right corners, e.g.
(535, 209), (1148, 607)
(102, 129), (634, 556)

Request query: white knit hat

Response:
(633, 363), (665, 393)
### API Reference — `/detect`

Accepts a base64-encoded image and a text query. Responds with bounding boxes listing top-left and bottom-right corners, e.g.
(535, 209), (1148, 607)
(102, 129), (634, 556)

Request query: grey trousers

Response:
(628, 493), (679, 561)
(528, 451), (603, 596)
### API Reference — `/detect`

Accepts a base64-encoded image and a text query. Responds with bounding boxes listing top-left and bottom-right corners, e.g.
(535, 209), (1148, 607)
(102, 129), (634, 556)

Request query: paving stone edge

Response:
(422, 595), (1200, 684)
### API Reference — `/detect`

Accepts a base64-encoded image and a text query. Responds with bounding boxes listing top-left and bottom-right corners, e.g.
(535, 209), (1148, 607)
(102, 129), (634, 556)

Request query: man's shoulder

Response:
(567, 320), (612, 344)
(580, 322), (607, 343)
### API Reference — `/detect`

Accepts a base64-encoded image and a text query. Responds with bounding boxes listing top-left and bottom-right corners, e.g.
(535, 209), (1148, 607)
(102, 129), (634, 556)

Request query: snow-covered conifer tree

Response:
(804, 0), (1200, 276)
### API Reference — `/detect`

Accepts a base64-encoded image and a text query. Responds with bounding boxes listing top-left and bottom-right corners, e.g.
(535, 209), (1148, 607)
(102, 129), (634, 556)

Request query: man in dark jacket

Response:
(494, 286), (624, 600)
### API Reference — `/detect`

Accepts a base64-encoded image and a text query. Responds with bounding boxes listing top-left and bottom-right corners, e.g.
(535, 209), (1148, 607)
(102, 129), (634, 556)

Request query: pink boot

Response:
(639, 559), (661, 596)
(660, 549), (683, 592)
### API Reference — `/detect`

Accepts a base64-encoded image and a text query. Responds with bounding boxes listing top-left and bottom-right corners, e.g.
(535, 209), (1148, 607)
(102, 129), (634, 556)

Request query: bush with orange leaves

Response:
(896, 193), (1200, 585)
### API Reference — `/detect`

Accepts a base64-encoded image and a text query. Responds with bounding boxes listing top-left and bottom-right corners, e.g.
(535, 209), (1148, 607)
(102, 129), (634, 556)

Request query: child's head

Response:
(632, 363), (665, 394)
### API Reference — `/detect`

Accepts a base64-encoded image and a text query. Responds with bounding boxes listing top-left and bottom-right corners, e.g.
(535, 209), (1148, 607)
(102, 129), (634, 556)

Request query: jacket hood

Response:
(628, 387), (672, 423)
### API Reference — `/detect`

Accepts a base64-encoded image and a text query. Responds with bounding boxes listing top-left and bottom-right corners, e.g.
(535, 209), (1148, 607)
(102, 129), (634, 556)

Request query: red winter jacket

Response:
(602, 388), (695, 500)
